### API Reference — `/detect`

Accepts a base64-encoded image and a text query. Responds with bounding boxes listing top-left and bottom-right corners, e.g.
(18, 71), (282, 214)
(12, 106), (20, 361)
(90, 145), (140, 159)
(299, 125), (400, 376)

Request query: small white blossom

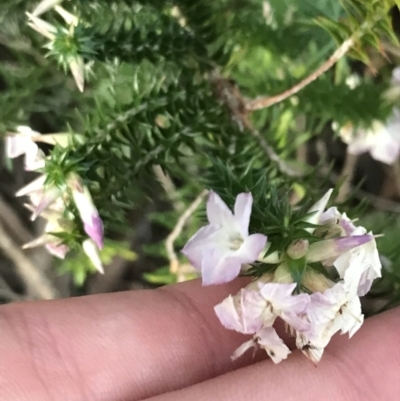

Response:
(182, 191), (267, 285)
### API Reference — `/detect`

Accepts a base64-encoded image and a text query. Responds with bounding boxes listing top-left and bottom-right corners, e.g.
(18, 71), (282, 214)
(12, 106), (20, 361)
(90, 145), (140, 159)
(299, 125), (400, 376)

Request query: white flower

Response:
(69, 175), (104, 249)
(336, 117), (400, 165)
(296, 282), (363, 363)
(5, 126), (45, 170)
(182, 191), (267, 285)
(215, 282), (311, 336)
(320, 208), (382, 296)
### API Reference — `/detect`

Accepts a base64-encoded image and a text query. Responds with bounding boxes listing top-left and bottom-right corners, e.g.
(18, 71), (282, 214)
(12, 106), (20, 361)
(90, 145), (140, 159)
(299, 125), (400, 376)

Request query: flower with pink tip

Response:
(69, 175), (104, 249)
(22, 211), (71, 259)
(182, 191), (267, 285)
(320, 208), (382, 296)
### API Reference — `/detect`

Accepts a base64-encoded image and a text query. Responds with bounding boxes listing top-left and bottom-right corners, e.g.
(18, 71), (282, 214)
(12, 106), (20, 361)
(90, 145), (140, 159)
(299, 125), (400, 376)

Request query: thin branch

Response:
(0, 220), (57, 300)
(246, 38), (354, 111)
(0, 194), (33, 244)
(213, 73), (302, 177)
(336, 152), (359, 203)
(165, 189), (208, 280)
(153, 165), (185, 212)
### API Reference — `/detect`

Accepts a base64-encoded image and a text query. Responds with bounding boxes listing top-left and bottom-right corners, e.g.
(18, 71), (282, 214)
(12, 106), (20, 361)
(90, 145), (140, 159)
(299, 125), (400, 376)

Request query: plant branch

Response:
(336, 152), (359, 203)
(153, 165), (185, 212)
(165, 189), (208, 280)
(246, 38), (354, 111)
(213, 73), (302, 176)
(0, 220), (58, 300)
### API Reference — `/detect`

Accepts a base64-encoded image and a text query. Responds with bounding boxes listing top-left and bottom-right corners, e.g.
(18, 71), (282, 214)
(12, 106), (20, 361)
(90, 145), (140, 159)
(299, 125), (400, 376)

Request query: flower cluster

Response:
(6, 127), (104, 273)
(182, 190), (381, 364)
(26, 0), (85, 92)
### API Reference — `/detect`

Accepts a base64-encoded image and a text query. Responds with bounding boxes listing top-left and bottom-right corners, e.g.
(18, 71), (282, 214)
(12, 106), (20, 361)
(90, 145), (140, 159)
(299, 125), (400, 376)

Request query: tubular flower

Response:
(69, 175), (104, 249)
(182, 191), (267, 285)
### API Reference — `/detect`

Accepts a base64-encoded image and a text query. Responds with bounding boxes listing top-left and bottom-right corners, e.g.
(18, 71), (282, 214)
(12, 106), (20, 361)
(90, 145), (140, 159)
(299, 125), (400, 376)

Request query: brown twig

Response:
(213, 73), (302, 177)
(166, 189), (208, 281)
(336, 152), (359, 203)
(0, 194), (33, 244)
(246, 38), (355, 111)
(0, 220), (57, 300)
(153, 165), (185, 212)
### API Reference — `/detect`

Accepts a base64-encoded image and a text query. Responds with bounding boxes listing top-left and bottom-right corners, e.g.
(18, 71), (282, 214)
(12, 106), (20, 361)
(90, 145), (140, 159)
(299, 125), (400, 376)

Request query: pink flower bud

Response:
(69, 175), (104, 249)
(306, 235), (373, 263)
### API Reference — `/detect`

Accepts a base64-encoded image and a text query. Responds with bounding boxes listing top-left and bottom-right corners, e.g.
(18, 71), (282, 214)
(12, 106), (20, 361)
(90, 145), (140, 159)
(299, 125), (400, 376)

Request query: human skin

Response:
(0, 278), (399, 401)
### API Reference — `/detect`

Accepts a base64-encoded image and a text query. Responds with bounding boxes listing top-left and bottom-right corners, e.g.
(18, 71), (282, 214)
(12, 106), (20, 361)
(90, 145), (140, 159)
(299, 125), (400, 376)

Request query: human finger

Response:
(143, 308), (400, 401)
(0, 278), (257, 401)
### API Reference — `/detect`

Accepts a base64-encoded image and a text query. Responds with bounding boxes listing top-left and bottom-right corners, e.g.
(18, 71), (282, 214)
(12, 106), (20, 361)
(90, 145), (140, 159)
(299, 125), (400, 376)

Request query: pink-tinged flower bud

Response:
(82, 239), (104, 274)
(287, 239), (309, 259)
(22, 214), (71, 258)
(69, 175), (104, 249)
(306, 235), (373, 263)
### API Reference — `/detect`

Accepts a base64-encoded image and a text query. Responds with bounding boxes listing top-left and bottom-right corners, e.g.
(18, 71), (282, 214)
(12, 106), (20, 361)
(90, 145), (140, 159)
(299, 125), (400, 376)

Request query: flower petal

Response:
(201, 249), (241, 285)
(240, 289), (265, 333)
(235, 233), (267, 263)
(45, 243), (69, 259)
(256, 327), (291, 364)
(15, 175), (47, 197)
(206, 191), (235, 229)
(84, 215), (104, 249)
(181, 225), (222, 270)
(6, 136), (28, 158)
(233, 192), (252, 237)
(305, 189), (333, 232)
(214, 295), (243, 332)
